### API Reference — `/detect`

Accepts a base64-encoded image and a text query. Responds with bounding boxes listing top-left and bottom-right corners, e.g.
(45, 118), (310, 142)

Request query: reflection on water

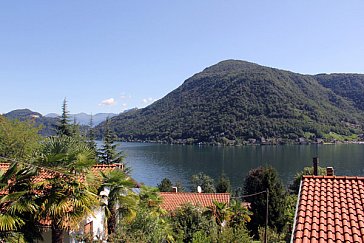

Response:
(117, 143), (364, 189)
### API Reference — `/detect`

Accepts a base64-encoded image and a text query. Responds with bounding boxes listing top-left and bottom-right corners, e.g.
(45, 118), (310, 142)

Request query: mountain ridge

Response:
(3, 109), (58, 136)
(3, 109), (117, 136)
(45, 112), (118, 126)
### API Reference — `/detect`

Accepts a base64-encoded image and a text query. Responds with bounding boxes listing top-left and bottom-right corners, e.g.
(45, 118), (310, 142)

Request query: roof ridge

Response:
(302, 175), (364, 180)
(159, 192), (230, 195)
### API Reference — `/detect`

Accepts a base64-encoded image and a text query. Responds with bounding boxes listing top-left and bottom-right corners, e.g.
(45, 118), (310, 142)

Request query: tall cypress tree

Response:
(71, 117), (82, 138)
(87, 113), (97, 152)
(99, 117), (123, 164)
(56, 98), (72, 136)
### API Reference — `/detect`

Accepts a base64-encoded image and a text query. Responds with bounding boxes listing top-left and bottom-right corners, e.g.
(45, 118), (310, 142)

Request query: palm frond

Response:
(0, 214), (24, 231)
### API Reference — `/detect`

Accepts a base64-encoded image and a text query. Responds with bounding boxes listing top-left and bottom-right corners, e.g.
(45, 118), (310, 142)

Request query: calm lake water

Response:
(116, 143), (364, 190)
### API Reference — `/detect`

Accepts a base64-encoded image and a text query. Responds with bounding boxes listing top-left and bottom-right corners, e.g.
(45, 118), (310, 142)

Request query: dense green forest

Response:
(315, 73), (364, 111)
(96, 60), (364, 145)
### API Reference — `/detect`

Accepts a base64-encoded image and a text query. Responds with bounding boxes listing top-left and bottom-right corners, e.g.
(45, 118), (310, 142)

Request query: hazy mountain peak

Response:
(45, 113), (59, 118)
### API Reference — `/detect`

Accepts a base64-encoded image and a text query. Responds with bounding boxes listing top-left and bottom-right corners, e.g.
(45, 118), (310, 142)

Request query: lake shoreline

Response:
(117, 142), (364, 189)
(115, 139), (364, 147)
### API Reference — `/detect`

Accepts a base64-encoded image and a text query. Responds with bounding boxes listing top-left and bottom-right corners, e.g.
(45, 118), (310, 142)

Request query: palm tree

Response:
(35, 136), (96, 173)
(206, 200), (230, 227)
(39, 175), (98, 243)
(123, 186), (173, 242)
(0, 162), (43, 242)
(99, 169), (135, 237)
(228, 200), (252, 228)
(138, 186), (164, 213)
(34, 136), (99, 243)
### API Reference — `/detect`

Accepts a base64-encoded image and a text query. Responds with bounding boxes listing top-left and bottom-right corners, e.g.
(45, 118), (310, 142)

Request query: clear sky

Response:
(1, 1), (363, 115)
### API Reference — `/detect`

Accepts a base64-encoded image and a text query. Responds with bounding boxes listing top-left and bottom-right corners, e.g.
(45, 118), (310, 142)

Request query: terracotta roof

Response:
(0, 163), (10, 171)
(292, 175), (364, 243)
(160, 192), (230, 211)
(0, 162), (121, 174)
(92, 163), (123, 172)
(0, 162), (123, 187)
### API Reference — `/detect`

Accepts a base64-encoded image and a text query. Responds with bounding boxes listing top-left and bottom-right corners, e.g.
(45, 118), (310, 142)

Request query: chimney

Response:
(326, 167), (334, 176)
(197, 186), (202, 193)
(172, 187), (178, 193)
(313, 157), (319, 176)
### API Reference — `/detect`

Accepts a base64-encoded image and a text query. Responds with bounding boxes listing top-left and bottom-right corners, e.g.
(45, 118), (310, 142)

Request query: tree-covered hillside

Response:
(4, 109), (58, 136)
(316, 73), (364, 111)
(97, 60), (364, 144)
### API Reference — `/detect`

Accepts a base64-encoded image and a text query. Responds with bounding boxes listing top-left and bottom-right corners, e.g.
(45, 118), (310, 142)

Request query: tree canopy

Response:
(0, 116), (41, 161)
(190, 172), (216, 193)
(158, 178), (173, 192)
(215, 173), (231, 193)
(243, 166), (288, 237)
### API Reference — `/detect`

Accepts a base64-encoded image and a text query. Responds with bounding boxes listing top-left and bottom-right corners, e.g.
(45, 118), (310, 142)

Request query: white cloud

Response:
(121, 103), (128, 108)
(100, 98), (116, 106)
(142, 98), (155, 104)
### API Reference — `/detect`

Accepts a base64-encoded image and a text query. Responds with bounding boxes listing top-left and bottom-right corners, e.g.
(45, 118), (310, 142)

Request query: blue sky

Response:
(1, 1), (363, 115)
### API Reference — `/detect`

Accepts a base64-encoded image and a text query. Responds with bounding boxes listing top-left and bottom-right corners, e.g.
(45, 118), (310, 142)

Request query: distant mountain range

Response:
(45, 112), (118, 126)
(95, 60), (364, 145)
(3, 109), (117, 136)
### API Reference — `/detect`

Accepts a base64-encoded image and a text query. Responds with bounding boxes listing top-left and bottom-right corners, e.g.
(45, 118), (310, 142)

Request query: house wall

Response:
(68, 206), (107, 242)
(89, 207), (107, 241)
(37, 207), (106, 243)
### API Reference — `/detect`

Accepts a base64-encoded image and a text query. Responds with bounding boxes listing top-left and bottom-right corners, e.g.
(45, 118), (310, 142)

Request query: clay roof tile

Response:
(293, 176), (364, 242)
(352, 233), (361, 243)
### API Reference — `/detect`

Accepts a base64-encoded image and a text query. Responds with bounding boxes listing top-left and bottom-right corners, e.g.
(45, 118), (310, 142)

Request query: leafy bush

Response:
(171, 203), (216, 242)
(258, 226), (286, 243)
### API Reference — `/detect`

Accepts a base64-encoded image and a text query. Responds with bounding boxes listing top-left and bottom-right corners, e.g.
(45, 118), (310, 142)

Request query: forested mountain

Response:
(96, 60), (364, 145)
(4, 109), (58, 136)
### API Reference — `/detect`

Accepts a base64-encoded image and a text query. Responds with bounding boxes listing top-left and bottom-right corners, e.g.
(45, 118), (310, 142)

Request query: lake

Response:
(117, 143), (364, 190)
